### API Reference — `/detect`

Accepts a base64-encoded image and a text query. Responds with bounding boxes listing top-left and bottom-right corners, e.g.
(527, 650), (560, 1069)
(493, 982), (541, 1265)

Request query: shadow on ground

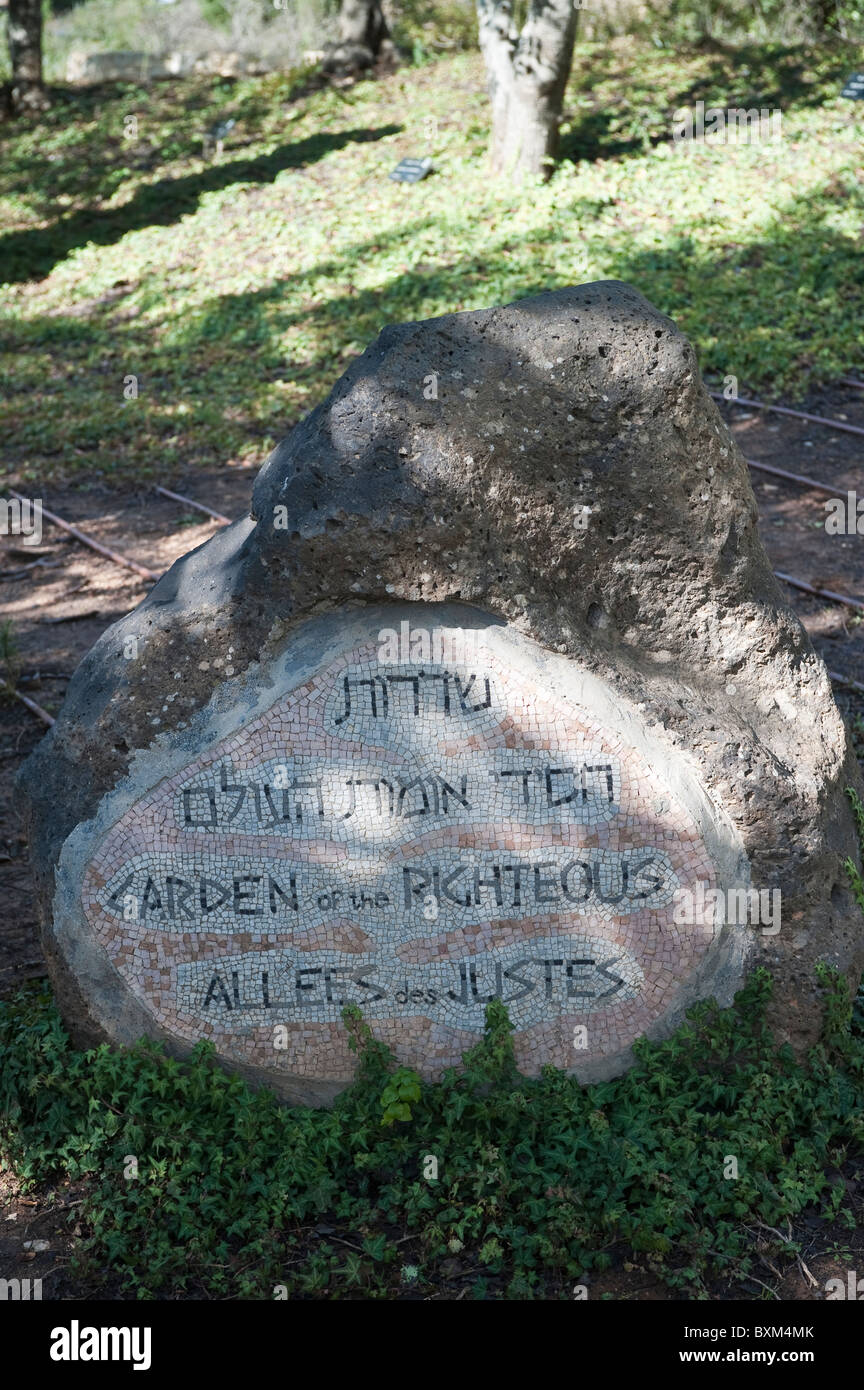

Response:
(0, 123), (401, 283)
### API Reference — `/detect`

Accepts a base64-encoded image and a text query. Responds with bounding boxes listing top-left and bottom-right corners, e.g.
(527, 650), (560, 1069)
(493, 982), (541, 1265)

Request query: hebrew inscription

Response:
(81, 619), (722, 1080)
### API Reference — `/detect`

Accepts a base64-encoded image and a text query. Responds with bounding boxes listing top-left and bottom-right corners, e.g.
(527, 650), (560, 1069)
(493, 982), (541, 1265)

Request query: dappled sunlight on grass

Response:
(1, 44), (862, 485)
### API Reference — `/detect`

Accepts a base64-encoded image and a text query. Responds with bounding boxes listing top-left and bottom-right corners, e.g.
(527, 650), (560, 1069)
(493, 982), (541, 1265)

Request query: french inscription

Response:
(84, 635), (719, 1059)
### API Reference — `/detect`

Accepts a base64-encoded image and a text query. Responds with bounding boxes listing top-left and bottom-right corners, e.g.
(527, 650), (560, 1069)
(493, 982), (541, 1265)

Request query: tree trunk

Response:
(477, 0), (577, 181)
(809, 0), (840, 33)
(338, 0), (390, 56)
(7, 0), (49, 114)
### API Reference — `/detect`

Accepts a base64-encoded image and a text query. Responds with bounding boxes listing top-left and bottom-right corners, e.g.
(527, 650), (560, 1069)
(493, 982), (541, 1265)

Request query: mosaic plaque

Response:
(73, 604), (745, 1088)
(26, 284), (861, 1094)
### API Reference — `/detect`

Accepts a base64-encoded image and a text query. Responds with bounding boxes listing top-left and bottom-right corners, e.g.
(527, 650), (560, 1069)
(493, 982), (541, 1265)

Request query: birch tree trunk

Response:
(8, 0), (48, 114)
(477, 0), (577, 180)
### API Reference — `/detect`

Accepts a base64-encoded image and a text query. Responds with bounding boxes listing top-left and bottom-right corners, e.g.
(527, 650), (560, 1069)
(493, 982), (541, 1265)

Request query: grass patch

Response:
(0, 41), (862, 487)
(1, 967), (862, 1299)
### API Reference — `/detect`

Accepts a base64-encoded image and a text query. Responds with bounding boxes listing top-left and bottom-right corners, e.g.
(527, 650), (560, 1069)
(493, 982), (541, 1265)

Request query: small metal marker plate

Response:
(389, 157), (433, 183)
(841, 73), (864, 100)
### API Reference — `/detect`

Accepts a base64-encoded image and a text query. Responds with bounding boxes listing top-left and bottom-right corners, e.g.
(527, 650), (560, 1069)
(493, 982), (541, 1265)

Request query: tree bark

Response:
(7, 0), (49, 114)
(338, 0), (390, 55)
(809, 0), (841, 33)
(477, 0), (577, 181)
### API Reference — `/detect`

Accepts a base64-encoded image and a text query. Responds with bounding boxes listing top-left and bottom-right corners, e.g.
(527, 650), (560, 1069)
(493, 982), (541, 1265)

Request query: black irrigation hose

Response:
(775, 571), (864, 614)
(745, 457), (845, 499)
(710, 391), (864, 439)
(10, 462), (864, 725)
(829, 669), (864, 696)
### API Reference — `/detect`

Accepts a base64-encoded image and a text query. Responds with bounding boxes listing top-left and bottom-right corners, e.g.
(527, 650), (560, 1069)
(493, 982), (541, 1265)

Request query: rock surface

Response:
(19, 281), (864, 1101)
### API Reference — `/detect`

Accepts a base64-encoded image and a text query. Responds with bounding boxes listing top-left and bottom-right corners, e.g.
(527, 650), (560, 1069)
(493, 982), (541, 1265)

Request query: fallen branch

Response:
(155, 485), (231, 526)
(6, 489), (159, 583)
(1, 679), (54, 727)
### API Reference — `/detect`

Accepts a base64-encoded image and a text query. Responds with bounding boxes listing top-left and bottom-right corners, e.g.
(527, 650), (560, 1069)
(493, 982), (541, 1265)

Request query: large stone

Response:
(64, 49), (266, 85)
(65, 51), (153, 84)
(19, 282), (864, 1105)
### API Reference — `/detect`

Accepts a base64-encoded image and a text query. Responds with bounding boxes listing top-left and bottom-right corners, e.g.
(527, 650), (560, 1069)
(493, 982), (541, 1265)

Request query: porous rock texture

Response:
(19, 281), (864, 1082)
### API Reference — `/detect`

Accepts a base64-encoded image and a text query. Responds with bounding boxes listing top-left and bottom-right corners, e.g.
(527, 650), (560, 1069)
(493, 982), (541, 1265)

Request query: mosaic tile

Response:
(80, 620), (722, 1081)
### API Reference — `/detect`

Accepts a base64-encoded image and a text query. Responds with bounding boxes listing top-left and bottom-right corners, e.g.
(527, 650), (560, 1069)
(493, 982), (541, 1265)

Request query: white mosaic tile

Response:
(80, 622), (722, 1079)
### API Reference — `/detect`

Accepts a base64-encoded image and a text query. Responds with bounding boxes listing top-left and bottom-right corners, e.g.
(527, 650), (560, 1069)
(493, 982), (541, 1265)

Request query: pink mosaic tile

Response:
(80, 624), (723, 1081)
